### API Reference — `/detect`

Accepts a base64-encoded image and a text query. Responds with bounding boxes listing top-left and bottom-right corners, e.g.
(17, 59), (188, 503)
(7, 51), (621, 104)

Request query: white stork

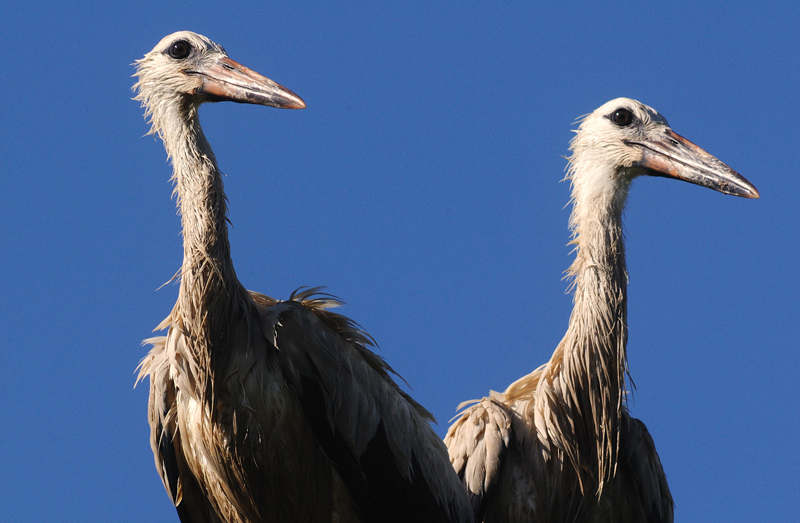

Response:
(445, 98), (758, 523)
(134, 31), (473, 523)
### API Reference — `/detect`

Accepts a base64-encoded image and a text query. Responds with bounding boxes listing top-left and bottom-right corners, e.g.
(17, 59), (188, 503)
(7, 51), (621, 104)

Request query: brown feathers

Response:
(135, 31), (472, 523)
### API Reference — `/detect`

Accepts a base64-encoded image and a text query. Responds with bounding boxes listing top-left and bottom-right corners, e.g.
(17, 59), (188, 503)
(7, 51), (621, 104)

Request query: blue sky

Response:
(1, 1), (797, 521)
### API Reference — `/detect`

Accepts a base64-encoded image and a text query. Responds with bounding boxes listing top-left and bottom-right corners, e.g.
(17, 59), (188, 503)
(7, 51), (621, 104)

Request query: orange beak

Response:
(189, 56), (306, 110)
(626, 129), (759, 199)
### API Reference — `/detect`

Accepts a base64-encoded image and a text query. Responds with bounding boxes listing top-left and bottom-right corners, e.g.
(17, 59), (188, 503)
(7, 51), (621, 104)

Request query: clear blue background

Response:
(1, 1), (797, 521)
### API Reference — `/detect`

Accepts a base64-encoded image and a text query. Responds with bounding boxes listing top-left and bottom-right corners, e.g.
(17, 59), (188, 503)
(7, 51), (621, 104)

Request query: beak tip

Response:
(730, 186), (759, 199)
(279, 92), (305, 110)
(735, 178), (760, 199)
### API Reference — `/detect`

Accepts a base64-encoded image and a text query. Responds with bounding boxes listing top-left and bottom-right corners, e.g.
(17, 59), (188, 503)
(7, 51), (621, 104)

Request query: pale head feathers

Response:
(133, 31), (226, 139)
(567, 98), (669, 204)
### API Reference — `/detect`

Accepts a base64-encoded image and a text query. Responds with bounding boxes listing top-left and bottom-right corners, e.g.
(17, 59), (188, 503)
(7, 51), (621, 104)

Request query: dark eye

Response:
(610, 108), (633, 127)
(168, 40), (191, 59)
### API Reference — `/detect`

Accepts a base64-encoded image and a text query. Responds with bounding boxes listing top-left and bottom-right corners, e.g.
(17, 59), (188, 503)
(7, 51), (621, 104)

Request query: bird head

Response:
(567, 98), (759, 202)
(133, 31), (305, 134)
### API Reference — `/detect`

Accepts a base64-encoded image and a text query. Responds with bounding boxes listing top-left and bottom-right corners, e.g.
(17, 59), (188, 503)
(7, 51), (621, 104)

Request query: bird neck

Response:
(544, 168), (631, 493)
(563, 175), (629, 387)
(163, 102), (244, 347)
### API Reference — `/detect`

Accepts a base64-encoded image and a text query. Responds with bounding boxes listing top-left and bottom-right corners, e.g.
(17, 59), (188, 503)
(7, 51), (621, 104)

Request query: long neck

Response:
(161, 102), (243, 356)
(562, 176), (629, 478)
(535, 164), (631, 494)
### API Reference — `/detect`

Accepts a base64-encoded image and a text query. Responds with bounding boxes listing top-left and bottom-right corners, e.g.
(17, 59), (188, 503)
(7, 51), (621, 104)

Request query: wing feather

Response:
(260, 295), (473, 523)
(622, 416), (674, 523)
(445, 397), (512, 521)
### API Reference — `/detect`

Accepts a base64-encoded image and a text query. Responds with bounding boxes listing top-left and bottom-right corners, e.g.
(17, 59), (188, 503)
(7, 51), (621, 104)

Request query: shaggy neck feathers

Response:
(150, 97), (245, 390)
(555, 158), (629, 493)
(503, 139), (632, 497)
(166, 104), (233, 277)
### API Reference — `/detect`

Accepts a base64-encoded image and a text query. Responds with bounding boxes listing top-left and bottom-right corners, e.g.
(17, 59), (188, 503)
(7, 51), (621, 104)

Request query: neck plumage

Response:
(532, 160), (631, 494)
(160, 102), (243, 361)
(560, 175), (629, 486)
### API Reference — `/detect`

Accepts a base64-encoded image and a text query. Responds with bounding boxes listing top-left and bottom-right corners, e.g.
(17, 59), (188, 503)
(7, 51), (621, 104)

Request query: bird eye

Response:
(610, 108), (633, 127)
(167, 40), (191, 59)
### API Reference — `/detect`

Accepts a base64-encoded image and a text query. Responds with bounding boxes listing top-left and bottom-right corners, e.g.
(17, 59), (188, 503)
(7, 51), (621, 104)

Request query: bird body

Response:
(135, 31), (472, 523)
(142, 296), (339, 523)
(445, 98), (758, 523)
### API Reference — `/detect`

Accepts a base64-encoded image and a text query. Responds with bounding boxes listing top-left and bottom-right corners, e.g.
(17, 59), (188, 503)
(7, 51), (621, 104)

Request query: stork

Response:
(445, 98), (759, 523)
(134, 31), (473, 523)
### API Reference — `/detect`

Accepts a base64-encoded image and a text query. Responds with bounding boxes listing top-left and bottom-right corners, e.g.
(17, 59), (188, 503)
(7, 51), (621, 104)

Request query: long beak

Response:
(627, 129), (759, 199)
(190, 56), (306, 109)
